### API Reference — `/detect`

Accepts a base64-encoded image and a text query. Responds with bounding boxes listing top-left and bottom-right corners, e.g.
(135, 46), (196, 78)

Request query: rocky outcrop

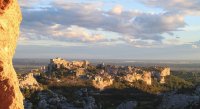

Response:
(19, 73), (41, 90)
(123, 71), (152, 85)
(142, 71), (152, 85)
(0, 0), (23, 109)
(116, 101), (137, 109)
(158, 67), (170, 84)
(159, 67), (170, 77)
(122, 66), (170, 85)
(158, 93), (199, 109)
(75, 88), (98, 109)
(36, 90), (77, 109)
(92, 74), (113, 90)
(151, 67), (170, 84)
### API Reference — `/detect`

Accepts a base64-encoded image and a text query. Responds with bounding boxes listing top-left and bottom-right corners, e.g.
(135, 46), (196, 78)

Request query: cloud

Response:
(140, 0), (200, 15)
(192, 44), (199, 48)
(133, 12), (185, 39)
(119, 36), (162, 48)
(111, 5), (123, 15)
(20, 1), (186, 47)
(191, 40), (200, 48)
(49, 25), (107, 42)
(20, 25), (108, 43)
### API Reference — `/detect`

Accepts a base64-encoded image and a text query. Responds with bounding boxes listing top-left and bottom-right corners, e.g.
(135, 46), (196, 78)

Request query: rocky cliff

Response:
(0, 0), (23, 109)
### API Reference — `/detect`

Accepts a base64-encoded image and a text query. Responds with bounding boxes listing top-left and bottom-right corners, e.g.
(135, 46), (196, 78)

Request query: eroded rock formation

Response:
(92, 74), (113, 90)
(0, 0), (23, 109)
(19, 73), (41, 90)
(124, 71), (152, 85)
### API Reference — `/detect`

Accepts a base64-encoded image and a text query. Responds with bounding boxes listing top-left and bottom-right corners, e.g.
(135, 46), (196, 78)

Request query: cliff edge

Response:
(0, 0), (23, 109)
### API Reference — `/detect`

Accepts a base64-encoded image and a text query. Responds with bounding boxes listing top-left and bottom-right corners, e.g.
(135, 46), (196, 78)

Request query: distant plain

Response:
(13, 58), (200, 73)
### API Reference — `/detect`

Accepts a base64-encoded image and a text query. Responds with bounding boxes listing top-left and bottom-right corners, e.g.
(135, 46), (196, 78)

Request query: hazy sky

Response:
(15, 0), (200, 60)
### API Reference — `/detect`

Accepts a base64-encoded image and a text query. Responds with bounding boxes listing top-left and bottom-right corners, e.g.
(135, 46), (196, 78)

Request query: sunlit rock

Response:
(92, 74), (113, 90)
(19, 73), (41, 90)
(0, 0), (23, 108)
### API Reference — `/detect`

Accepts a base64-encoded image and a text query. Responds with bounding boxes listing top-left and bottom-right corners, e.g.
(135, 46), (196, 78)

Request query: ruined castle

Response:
(47, 57), (90, 73)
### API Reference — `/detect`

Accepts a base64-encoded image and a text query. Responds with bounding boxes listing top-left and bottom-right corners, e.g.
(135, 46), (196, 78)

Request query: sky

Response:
(15, 0), (200, 60)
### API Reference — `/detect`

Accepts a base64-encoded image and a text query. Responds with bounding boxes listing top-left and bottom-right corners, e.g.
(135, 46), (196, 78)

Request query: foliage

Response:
(165, 75), (194, 90)
(21, 88), (36, 99)
(172, 71), (200, 85)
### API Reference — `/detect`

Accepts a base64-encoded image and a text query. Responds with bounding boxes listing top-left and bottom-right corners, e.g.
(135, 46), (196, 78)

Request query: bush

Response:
(165, 75), (194, 90)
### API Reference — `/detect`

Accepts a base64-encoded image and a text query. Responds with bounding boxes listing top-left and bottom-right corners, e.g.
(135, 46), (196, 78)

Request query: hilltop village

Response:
(33, 57), (171, 90)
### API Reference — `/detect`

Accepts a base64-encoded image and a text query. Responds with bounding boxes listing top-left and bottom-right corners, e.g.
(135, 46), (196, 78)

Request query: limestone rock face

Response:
(36, 90), (76, 109)
(92, 75), (113, 90)
(160, 67), (170, 77)
(19, 73), (40, 90)
(0, 0), (23, 109)
(141, 71), (152, 85)
(123, 71), (152, 85)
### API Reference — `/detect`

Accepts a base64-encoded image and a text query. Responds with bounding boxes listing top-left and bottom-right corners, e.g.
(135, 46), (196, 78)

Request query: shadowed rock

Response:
(0, 0), (12, 13)
(0, 0), (23, 109)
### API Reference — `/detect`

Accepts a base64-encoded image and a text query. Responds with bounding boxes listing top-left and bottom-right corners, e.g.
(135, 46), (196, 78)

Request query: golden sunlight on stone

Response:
(0, 0), (23, 109)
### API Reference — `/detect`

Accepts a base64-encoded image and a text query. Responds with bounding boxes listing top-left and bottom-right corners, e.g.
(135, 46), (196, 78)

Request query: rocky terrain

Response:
(158, 86), (200, 109)
(20, 71), (200, 109)
(33, 90), (77, 109)
(13, 57), (199, 109)
(0, 0), (23, 108)
(158, 94), (199, 109)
